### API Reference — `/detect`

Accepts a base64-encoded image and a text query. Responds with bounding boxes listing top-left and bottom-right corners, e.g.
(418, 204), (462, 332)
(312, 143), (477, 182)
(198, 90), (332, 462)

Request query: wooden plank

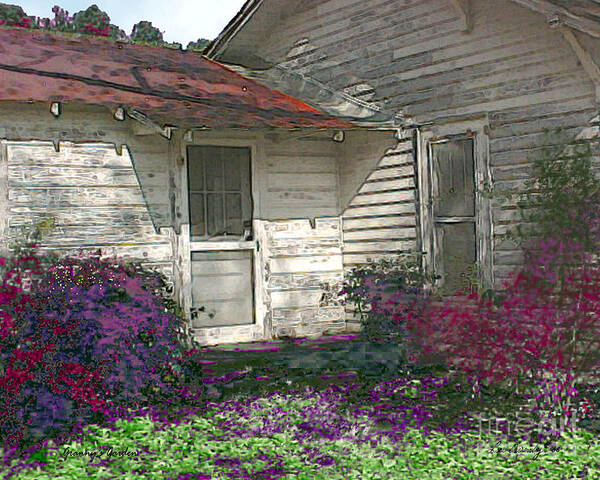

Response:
(265, 218), (341, 239)
(342, 215), (416, 230)
(265, 156), (337, 172)
(358, 176), (415, 194)
(190, 300), (254, 328)
(343, 239), (416, 253)
(8, 165), (139, 187)
(266, 173), (337, 190)
(7, 206), (152, 227)
(269, 254), (343, 274)
(265, 207), (340, 220)
(368, 167), (414, 181)
(7, 224), (169, 245)
(489, 95), (596, 126)
(349, 190), (416, 206)
(343, 227), (416, 241)
(490, 125), (588, 153)
(377, 155), (414, 169)
(8, 186), (148, 207)
(494, 250), (524, 266)
(0, 142), (7, 249)
(382, 48), (569, 101)
(270, 289), (323, 309)
(490, 109), (597, 139)
(343, 251), (416, 266)
(33, 243), (173, 262)
(409, 71), (585, 117)
(395, 56), (579, 108)
(343, 202), (416, 218)
(7, 143), (132, 168)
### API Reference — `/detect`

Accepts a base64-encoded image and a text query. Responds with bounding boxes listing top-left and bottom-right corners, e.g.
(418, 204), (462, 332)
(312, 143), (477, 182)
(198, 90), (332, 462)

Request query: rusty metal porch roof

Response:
(0, 27), (353, 130)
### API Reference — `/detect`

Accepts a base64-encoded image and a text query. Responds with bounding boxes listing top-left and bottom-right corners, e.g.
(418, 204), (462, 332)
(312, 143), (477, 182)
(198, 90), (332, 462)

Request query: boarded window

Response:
(187, 146), (252, 239)
(430, 138), (477, 295)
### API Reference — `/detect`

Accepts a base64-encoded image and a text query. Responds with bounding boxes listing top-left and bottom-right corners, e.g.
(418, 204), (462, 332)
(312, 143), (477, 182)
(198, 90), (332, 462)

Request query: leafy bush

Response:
(71, 4), (113, 37)
(0, 3), (34, 28)
(0, 226), (191, 454)
(406, 131), (600, 442)
(131, 20), (163, 43)
(187, 38), (210, 52)
(338, 253), (436, 345)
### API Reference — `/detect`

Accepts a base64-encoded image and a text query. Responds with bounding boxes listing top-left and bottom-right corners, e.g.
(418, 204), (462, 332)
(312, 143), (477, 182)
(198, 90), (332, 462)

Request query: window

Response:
(187, 146), (252, 240)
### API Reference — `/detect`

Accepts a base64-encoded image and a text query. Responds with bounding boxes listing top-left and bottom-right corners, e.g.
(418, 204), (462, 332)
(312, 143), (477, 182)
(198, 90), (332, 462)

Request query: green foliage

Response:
(339, 253), (437, 344)
(130, 20), (163, 44)
(516, 129), (600, 255)
(187, 38), (210, 52)
(0, 3), (35, 28)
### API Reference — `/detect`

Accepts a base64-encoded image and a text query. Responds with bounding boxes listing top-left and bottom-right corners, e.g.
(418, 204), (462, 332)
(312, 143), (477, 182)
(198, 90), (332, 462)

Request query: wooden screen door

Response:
(186, 145), (255, 327)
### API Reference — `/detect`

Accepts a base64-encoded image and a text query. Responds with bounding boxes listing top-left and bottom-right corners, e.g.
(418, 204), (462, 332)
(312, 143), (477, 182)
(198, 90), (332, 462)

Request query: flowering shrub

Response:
(339, 253), (436, 345)
(131, 20), (163, 43)
(0, 226), (190, 453)
(406, 131), (600, 441)
(0, 3), (34, 28)
(71, 4), (118, 38)
(3, 4), (166, 45)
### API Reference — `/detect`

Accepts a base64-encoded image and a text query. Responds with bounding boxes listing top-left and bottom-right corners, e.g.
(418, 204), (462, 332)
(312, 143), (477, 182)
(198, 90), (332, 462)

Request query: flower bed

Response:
(2, 364), (599, 480)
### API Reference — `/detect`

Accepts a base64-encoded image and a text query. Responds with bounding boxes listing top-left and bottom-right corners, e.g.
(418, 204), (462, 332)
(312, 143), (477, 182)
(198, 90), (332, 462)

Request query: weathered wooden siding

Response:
(340, 130), (418, 267)
(338, 129), (418, 327)
(1, 140), (174, 286)
(260, 132), (339, 220)
(259, 217), (345, 338)
(186, 130), (345, 341)
(224, 0), (599, 289)
(0, 103), (173, 229)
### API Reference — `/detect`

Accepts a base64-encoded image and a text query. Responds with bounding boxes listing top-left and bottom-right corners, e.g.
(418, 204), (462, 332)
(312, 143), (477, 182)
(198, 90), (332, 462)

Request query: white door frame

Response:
(179, 134), (267, 345)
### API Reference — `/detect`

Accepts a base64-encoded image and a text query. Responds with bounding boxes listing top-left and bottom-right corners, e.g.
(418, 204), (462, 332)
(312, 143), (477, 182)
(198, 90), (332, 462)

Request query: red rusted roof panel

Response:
(0, 28), (351, 129)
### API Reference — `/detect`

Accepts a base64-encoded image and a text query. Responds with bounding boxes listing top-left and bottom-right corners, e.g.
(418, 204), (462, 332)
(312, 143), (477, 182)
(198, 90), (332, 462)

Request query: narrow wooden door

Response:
(429, 136), (477, 295)
(186, 146), (254, 327)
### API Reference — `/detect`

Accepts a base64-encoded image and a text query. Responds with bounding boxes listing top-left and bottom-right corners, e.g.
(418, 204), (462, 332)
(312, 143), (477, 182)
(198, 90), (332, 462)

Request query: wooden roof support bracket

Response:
(559, 25), (600, 102)
(127, 109), (173, 139)
(449, 0), (473, 33)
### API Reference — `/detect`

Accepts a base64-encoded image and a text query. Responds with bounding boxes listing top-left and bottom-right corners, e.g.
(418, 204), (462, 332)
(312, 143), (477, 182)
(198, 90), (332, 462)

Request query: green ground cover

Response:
(2, 338), (599, 480)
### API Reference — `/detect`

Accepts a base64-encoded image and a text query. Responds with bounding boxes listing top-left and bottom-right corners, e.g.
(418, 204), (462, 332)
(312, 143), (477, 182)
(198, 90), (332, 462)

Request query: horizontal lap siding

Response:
(342, 136), (418, 267)
(3, 141), (174, 286)
(257, 135), (345, 337)
(247, 0), (599, 292)
(261, 136), (338, 220)
(489, 102), (600, 287)
(261, 218), (346, 338)
(341, 135), (418, 326)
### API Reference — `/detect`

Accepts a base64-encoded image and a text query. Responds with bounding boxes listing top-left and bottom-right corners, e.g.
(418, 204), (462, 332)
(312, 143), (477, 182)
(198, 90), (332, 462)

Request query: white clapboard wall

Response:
(234, 0), (599, 289)
(1, 141), (174, 286)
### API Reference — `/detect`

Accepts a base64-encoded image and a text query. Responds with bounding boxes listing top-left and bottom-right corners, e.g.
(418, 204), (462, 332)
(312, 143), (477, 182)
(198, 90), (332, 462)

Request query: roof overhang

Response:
(0, 27), (354, 130)
(510, 0), (600, 38)
(207, 0), (600, 60)
(205, 0), (264, 59)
